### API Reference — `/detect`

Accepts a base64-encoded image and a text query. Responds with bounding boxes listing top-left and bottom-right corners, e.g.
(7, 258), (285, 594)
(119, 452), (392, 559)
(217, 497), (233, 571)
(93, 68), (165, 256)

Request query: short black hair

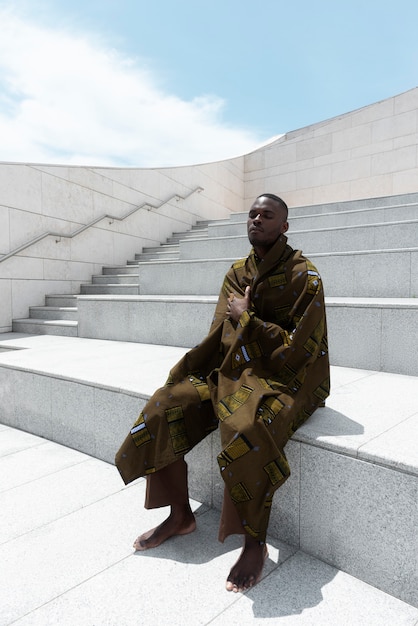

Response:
(256, 193), (288, 219)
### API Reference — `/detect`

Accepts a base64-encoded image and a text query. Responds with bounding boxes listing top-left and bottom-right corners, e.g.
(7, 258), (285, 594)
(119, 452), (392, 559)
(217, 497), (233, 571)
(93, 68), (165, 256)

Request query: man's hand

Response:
(227, 286), (251, 322)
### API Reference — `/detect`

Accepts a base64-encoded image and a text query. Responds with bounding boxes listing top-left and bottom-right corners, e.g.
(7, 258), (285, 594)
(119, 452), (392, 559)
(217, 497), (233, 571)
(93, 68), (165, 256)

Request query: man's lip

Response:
(249, 226), (263, 232)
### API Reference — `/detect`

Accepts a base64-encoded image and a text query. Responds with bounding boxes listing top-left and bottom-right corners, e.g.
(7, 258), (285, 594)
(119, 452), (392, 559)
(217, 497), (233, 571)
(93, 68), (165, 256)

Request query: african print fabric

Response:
(115, 234), (330, 541)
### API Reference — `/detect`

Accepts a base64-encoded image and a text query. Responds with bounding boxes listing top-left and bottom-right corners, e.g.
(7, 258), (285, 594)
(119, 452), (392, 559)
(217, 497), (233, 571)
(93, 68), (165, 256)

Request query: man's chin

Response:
(249, 237), (265, 247)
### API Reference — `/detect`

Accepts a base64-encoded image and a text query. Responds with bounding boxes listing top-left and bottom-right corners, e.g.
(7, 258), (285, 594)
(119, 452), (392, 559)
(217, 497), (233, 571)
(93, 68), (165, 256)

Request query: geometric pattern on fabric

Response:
(232, 258), (246, 271)
(130, 413), (151, 448)
(165, 406), (190, 455)
(258, 377), (274, 391)
(230, 481), (253, 503)
(258, 377), (285, 392)
(289, 376), (303, 394)
(243, 524), (258, 538)
(274, 304), (290, 325)
(187, 373), (211, 402)
(263, 454), (290, 486)
(268, 271), (287, 288)
(304, 317), (325, 355)
(217, 384), (254, 421)
(257, 396), (285, 425)
(277, 363), (298, 385)
(314, 377), (331, 402)
(306, 260), (321, 295)
(217, 433), (253, 470)
(231, 341), (262, 369)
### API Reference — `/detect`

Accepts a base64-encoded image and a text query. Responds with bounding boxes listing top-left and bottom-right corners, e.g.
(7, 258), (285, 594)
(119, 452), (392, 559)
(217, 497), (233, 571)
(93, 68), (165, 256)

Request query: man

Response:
(115, 193), (330, 592)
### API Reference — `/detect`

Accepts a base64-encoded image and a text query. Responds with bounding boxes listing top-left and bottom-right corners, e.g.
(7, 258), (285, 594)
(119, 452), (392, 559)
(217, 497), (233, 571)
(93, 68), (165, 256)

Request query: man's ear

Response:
(281, 221), (289, 234)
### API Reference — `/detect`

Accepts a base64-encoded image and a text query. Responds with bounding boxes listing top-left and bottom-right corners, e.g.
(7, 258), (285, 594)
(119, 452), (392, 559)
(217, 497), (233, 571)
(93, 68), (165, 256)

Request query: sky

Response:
(0, 0), (417, 168)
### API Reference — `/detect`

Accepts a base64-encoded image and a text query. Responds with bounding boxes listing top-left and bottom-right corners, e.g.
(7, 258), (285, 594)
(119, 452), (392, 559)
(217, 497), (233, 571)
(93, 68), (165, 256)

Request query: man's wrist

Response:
(239, 309), (252, 327)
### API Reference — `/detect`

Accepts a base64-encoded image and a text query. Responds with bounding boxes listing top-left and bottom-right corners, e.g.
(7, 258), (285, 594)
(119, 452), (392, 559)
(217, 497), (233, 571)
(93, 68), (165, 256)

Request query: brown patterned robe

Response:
(115, 234), (330, 541)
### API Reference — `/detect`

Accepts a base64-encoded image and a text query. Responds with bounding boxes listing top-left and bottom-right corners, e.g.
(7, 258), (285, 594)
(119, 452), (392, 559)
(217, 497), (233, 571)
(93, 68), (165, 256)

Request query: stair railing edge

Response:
(0, 186), (204, 264)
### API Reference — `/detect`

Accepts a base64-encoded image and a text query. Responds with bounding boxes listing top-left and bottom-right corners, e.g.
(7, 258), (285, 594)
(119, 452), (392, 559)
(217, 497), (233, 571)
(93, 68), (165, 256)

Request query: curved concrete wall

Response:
(244, 87), (418, 207)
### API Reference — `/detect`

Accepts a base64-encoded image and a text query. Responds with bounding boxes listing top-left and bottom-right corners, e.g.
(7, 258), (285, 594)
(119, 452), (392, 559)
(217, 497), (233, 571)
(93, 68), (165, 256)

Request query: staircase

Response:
(3, 192), (418, 610)
(26, 192), (415, 376)
(11, 222), (212, 335)
(12, 194), (418, 375)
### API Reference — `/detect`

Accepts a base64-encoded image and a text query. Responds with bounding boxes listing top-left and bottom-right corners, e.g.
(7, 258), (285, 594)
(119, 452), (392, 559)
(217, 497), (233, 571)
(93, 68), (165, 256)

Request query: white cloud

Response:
(0, 9), (263, 167)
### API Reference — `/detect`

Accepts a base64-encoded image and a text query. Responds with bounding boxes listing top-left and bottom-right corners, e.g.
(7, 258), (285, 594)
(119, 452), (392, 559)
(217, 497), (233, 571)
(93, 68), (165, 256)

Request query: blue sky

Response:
(1, 0), (417, 167)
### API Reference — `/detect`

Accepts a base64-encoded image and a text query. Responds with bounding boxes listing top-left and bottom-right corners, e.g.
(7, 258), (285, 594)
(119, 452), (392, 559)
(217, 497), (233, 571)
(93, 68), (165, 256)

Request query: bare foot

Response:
(133, 505), (196, 551)
(225, 536), (268, 592)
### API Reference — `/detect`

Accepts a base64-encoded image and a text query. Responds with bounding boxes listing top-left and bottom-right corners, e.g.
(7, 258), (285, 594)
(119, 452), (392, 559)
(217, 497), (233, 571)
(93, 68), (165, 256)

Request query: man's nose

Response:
(253, 213), (261, 221)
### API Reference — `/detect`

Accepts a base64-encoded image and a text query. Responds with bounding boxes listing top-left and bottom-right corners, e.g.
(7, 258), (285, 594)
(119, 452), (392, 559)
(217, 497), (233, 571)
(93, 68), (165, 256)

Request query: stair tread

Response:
(30, 306), (78, 311)
(0, 333), (416, 475)
(76, 294), (418, 305)
(13, 318), (78, 326)
(90, 274), (139, 278)
(183, 218), (418, 242)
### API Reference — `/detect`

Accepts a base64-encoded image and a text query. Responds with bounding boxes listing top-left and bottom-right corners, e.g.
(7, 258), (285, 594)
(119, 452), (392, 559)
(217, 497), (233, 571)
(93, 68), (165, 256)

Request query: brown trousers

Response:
(145, 457), (244, 542)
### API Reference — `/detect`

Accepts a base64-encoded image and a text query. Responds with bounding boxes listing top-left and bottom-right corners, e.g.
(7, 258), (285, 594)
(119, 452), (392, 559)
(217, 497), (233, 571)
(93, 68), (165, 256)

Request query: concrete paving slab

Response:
(0, 439), (90, 492)
(0, 477), (160, 623)
(0, 427), (45, 457)
(209, 551), (418, 625)
(8, 509), (294, 626)
(1, 426), (417, 625)
(0, 454), (123, 543)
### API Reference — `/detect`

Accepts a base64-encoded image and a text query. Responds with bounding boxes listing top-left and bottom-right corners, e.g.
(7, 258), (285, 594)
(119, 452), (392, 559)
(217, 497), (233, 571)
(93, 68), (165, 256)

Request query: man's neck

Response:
(253, 242), (274, 259)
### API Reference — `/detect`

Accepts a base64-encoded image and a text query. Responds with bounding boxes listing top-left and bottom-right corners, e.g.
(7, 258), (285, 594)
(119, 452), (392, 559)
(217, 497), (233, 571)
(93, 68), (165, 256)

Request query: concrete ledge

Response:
(180, 220), (418, 259)
(326, 297), (418, 375)
(0, 333), (416, 605)
(75, 295), (418, 375)
(77, 294), (218, 347)
(136, 248), (418, 298)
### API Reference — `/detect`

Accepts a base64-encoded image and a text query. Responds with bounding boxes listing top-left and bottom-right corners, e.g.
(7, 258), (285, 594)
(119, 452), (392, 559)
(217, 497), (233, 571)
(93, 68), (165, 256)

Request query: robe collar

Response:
(250, 234), (293, 292)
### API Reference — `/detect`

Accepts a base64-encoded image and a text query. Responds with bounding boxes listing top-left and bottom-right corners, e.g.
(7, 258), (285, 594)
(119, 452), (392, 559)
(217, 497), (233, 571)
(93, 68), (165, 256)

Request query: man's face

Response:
(247, 196), (289, 254)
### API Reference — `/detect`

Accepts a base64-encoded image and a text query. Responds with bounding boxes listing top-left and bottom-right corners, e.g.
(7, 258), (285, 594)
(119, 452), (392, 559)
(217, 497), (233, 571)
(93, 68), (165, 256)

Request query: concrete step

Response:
(166, 227), (208, 242)
(141, 243), (180, 254)
(76, 294), (418, 375)
(0, 333), (416, 609)
(45, 294), (79, 307)
(135, 249), (180, 262)
(91, 274), (139, 285)
(229, 193), (418, 222)
(180, 219), (418, 260)
(136, 203), (418, 262)
(136, 247), (418, 298)
(28, 306), (78, 321)
(11, 319), (78, 336)
(288, 191), (418, 216)
(80, 284), (140, 295)
(102, 264), (140, 275)
(207, 203), (418, 237)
